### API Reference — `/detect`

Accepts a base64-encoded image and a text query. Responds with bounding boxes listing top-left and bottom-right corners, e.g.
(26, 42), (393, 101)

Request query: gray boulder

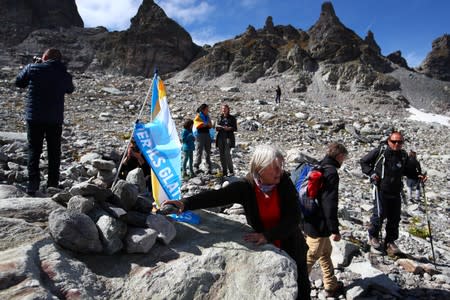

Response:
(48, 208), (103, 253)
(96, 214), (127, 255)
(111, 179), (138, 210)
(0, 184), (26, 199)
(0, 197), (62, 223)
(124, 227), (158, 253)
(67, 195), (95, 213)
(145, 214), (176, 245)
(126, 167), (147, 193)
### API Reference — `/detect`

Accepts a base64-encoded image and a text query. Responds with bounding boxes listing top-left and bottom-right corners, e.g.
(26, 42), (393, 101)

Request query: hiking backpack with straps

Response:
(290, 154), (327, 217)
(372, 144), (408, 180)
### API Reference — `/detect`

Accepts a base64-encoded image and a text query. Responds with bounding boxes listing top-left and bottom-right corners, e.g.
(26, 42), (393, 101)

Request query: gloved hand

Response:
(419, 174), (428, 183)
(370, 173), (380, 185)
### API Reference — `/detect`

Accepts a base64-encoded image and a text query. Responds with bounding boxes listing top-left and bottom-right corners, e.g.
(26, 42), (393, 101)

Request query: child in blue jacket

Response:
(181, 119), (195, 177)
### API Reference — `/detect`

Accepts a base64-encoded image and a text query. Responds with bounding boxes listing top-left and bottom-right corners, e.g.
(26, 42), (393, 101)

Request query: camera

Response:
(33, 56), (43, 63)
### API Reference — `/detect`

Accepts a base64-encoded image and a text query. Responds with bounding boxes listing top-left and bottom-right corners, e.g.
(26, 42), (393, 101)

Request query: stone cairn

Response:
(47, 153), (176, 255)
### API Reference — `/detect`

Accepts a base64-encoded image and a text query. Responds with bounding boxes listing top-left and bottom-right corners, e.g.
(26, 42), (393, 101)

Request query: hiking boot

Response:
(324, 281), (344, 298)
(369, 236), (382, 250)
(386, 242), (402, 256)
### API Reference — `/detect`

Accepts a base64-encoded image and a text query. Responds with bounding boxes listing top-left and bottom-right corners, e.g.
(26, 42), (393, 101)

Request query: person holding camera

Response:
(15, 48), (74, 196)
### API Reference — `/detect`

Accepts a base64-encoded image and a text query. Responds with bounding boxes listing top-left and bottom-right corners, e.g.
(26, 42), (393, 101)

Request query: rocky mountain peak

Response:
(264, 16), (274, 31)
(307, 1), (362, 63)
(319, 1), (338, 22)
(130, 0), (169, 30)
(387, 50), (410, 69)
(420, 34), (450, 81)
(364, 30), (381, 54)
(0, 0), (83, 47)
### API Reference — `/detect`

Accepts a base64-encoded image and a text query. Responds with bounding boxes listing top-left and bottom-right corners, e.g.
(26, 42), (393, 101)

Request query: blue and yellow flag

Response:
(134, 74), (181, 207)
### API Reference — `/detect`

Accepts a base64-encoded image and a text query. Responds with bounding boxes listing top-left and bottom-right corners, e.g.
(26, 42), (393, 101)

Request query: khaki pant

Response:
(306, 235), (338, 291)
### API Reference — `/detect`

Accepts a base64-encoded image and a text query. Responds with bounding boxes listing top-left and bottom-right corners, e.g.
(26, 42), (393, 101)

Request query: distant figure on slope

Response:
(15, 48), (74, 196)
(404, 149), (426, 202)
(193, 103), (213, 174)
(164, 144), (311, 300)
(181, 119), (195, 178)
(275, 85), (281, 104)
(215, 104), (237, 177)
(303, 142), (348, 298)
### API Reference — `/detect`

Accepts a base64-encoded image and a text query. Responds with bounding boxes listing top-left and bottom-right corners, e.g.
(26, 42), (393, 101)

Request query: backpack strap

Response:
(373, 144), (387, 179)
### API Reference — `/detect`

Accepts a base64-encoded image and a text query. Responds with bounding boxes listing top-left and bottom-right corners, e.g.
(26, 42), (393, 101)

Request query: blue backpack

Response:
(290, 154), (325, 217)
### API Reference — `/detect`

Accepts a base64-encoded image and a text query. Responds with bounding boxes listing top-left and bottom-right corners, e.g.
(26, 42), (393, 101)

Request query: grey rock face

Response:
(0, 184), (26, 199)
(420, 34), (450, 81)
(48, 208), (103, 253)
(0, 0), (83, 47)
(0, 197), (62, 223)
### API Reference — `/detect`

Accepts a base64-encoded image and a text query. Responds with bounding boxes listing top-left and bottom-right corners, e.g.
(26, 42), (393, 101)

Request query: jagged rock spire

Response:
(264, 16), (274, 31)
(420, 34), (450, 81)
(319, 1), (338, 21)
(307, 1), (362, 62)
(387, 50), (409, 69)
(364, 30), (381, 54)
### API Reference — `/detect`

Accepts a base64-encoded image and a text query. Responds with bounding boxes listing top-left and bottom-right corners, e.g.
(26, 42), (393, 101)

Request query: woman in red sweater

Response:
(164, 145), (310, 299)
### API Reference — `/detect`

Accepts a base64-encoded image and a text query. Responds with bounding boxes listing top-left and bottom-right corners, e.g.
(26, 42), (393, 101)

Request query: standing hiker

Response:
(216, 104), (237, 177)
(405, 150), (426, 202)
(193, 103), (213, 174)
(164, 145), (311, 299)
(275, 85), (281, 104)
(181, 119), (195, 178)
(360, 131), (426, 255)
(15, 48), (74, 196)
(303, 142), (348, 298)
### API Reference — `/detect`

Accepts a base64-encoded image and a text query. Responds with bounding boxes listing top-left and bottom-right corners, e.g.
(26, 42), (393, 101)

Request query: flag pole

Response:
(112, 71), (158, 188)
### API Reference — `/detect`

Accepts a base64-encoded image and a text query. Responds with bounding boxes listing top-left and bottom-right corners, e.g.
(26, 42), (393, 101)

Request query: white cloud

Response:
(404, 51), (425, 68)
(240, 0), (261, 8)
(75, 0), (141, 30)
(155, 0), (214, 25)
(190, 27), (231, 46)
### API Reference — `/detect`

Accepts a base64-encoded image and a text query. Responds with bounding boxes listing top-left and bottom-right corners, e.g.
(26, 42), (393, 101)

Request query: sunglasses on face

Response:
(389, 140), (404, 145)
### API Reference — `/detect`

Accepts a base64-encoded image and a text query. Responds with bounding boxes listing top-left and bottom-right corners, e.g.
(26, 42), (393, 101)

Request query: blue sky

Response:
(75, 0), (449, 67)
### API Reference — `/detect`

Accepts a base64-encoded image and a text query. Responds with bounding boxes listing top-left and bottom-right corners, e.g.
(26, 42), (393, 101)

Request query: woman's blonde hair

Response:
(249, 144), (284, 178)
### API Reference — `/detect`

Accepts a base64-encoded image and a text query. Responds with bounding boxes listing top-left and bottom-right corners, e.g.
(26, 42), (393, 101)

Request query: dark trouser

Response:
(27, 121), (62, 191)
(368, 190), (401, 244)
(194, 133), (212, 171)
(275, 95), (281, 104)
(217, 137), (233, 175)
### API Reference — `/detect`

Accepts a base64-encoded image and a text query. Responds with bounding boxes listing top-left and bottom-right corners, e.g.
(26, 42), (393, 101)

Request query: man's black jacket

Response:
(360, 144), (415, 195)
(15, 60), (74, 124)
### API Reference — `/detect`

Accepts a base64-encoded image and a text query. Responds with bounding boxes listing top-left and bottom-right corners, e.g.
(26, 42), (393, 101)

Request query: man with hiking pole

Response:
(360, 131), (427, 256)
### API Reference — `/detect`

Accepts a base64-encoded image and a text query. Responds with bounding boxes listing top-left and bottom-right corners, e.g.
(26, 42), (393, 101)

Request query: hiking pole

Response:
(421, 182), (437, 269)
(373, 184), (385, 261)
(112, 74), (156, 188)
